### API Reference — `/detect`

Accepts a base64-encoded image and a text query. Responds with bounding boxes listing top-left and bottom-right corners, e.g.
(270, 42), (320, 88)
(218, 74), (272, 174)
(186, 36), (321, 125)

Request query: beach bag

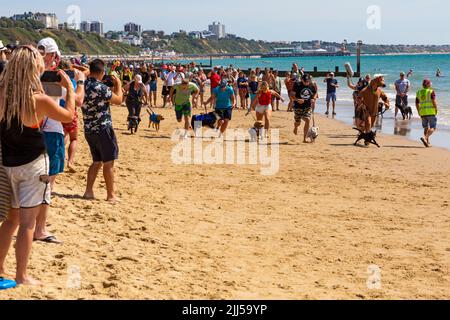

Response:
(0, 145), (11, 223)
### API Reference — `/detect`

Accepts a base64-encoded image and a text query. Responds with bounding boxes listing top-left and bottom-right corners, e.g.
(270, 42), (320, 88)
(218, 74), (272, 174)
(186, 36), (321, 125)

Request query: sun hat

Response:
(37, 37), (61, 57)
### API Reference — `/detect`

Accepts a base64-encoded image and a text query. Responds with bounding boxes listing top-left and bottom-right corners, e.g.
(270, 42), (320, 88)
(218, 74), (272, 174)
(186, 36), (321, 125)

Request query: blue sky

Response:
(2, 0), (449, 45)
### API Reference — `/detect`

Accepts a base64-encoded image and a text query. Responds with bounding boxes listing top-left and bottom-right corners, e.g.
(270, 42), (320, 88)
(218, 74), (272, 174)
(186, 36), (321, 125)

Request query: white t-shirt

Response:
(42, 90), (64, 135)
(166, 72), (177, 86)
(174, 72), (185, 85)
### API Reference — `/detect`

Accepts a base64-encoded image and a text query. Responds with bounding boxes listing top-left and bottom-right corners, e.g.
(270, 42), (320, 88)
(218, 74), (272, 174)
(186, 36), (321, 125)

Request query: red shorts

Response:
(63, 109), (79, 134)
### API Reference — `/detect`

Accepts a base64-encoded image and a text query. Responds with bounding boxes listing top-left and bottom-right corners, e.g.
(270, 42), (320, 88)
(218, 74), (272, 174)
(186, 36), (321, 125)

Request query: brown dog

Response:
(357, 76), (390, 133)
(147, 109), (165, 132)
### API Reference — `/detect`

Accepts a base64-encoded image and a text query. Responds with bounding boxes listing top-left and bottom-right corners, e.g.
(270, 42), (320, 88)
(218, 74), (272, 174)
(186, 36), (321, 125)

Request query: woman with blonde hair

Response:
(0, 45), (75, 286)
(250, 81), (284, 137)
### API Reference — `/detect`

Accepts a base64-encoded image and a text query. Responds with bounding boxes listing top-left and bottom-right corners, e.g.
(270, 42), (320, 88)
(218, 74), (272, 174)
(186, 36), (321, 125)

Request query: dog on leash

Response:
(353, 128), (380, 148)
(307, 126), (319, 143)
(191, 112), (220, 136)
(147, 109), (165, 132)
(248, 121), (264, 142)
(398, 101), (413, 120)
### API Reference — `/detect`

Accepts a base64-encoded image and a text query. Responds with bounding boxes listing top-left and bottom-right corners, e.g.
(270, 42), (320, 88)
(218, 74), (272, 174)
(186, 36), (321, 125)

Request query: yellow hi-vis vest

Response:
(417, 88), (436, 116)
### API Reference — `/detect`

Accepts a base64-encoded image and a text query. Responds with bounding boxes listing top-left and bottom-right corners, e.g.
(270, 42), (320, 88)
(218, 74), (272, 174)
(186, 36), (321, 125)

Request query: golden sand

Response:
(1, 89), (449, 300)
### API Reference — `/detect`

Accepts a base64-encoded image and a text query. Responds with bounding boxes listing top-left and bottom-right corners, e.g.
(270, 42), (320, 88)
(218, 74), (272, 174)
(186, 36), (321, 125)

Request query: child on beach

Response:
(291, 74), (317, 143)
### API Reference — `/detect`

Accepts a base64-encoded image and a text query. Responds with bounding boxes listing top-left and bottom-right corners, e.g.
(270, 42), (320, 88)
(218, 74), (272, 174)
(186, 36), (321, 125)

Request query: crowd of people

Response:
(0, 36), (440, 287)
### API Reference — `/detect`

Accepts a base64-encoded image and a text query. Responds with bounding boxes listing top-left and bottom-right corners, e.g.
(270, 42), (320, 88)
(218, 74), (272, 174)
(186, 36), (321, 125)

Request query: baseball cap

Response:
(37, 37), (61, 57)
(302, 74), (311, 82)
(135, 75), (143, 84)
(329, 72), (335, 76)
(219, 79), (228, 88)
(400, 71), (405, 76)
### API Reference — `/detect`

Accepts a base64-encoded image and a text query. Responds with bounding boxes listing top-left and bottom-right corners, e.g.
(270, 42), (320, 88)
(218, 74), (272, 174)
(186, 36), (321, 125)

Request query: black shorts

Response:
(85, 127), (119, 163)
(215, 108), (233, 121)
(162, 86), (172, 96)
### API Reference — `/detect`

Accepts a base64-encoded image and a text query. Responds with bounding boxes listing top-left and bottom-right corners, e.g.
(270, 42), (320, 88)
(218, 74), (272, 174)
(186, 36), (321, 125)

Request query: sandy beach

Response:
(1, 88), (449, 300)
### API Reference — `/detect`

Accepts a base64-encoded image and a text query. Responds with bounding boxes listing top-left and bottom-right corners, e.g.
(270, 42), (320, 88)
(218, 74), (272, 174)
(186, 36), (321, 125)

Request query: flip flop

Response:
(34, 236), (62, 244)
(0, 277), (17, 290)
(420, 137), (430, 148)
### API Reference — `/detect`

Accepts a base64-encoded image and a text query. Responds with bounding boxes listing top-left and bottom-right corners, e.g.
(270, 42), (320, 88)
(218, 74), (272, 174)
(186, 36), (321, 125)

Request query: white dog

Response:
(307, 126), (319, 142)
(249, 121), (264, 142)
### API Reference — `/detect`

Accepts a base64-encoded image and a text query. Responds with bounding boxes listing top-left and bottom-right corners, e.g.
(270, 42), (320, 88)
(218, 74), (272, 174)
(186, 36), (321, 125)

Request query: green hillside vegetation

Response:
(0, 17), (139, 55)
(143, 35), (276, 54)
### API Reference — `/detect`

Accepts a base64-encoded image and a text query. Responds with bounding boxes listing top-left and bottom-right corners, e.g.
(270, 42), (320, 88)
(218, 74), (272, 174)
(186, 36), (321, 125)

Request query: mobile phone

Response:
(64, 70), (75, 79)
(103, 75), (114, 88)
(42, 83), (63, 97)
(41, 71), (62, 83)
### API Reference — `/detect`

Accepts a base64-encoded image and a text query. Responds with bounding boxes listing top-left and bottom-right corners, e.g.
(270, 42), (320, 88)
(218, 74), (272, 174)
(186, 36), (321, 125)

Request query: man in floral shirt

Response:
(82, 59), (123, 202)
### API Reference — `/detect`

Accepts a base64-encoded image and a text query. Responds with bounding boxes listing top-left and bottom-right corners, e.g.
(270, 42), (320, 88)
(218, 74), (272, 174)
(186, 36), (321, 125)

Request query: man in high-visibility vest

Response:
(415, 79), (438, 147)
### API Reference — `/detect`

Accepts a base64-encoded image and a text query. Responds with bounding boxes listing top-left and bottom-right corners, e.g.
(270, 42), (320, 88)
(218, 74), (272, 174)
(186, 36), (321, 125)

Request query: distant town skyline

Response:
(2, 0), (449, 45)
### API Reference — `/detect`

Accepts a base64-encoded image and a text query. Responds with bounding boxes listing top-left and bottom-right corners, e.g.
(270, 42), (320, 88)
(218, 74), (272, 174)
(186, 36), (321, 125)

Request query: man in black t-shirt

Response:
(291, 74), (317, 143)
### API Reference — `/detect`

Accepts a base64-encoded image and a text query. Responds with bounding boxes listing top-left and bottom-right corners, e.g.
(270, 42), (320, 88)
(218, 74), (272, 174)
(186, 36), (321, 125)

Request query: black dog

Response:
(353, 128), (380, 148)
(191, 112), (220, 130)
(398, 101), (413, 120)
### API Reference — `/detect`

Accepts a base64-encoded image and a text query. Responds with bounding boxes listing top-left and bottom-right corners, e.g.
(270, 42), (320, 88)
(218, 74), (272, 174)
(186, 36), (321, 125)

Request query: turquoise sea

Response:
(177, 54), (450, 149)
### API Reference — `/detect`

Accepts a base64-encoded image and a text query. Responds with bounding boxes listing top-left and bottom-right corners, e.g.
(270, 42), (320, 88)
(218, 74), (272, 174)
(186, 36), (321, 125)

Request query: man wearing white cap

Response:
(34, 37), (84, 244)
(0, 41), (7, 62)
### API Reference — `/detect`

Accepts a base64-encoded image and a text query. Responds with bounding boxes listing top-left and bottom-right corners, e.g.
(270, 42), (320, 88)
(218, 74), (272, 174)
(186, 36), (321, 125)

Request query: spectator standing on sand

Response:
(0, 45), (74, 285)
(324, 72), (339, 116)
(82, 59), (123, 203)
(273, 70), (283, 111)
(394, 72), (410, 119)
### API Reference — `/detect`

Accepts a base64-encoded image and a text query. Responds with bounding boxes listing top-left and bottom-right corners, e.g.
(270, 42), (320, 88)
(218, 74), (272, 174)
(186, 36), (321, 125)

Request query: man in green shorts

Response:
(170, 79), (199, 138)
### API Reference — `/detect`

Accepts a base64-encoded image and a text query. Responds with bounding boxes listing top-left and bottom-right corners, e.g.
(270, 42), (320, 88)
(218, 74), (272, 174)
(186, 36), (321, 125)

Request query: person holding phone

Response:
(0, 45), (75, 286)
(82, 59), (123, 203)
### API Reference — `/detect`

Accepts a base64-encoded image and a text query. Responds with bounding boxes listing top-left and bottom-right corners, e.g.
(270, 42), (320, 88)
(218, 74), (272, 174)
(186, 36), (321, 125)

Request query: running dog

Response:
(191, 112), (220, 135)
(353, 128), (380, 148)
(147, 109), (165, 132)
(307, 126), (319, 143)
(248, 121), (264, 142)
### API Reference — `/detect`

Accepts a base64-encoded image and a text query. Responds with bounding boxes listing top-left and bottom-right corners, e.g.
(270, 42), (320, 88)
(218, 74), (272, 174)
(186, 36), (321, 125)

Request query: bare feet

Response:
(16, 276), (42, 286)
(67, 162), (76, 173)
(83, 193), (95, 200)
(0, 269), (15, 278)
(107, 197), (121, 204)
(293, 126), (298, 135)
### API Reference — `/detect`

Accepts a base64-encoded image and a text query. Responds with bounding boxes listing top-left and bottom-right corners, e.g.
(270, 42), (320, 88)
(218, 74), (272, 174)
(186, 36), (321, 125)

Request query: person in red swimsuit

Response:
(250, 81), (284, 138)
